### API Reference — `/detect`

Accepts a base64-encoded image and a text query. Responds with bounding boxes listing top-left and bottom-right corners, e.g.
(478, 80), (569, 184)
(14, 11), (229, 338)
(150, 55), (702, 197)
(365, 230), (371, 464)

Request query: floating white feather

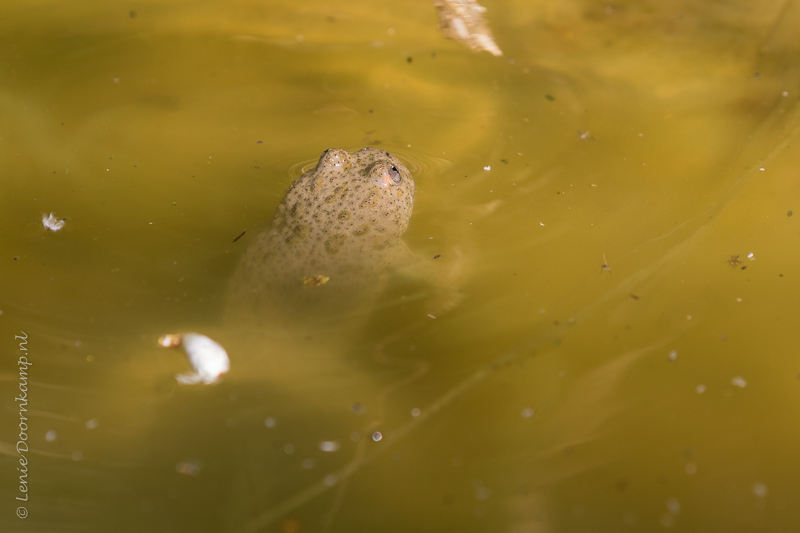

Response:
(42, 212), (66, 232)
(159, 333), (230, 385)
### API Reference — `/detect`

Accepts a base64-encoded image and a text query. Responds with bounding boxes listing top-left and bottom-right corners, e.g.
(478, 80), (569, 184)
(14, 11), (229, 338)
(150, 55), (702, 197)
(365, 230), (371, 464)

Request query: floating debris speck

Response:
(159, 333), (230, 385)
(666, 497), (681, 516)
(319, 441), (340, 452)
(42, 212), (66, 232)
(175, 460), (202, 476)
(753, 482), (768, 498)
(731, 376), (747, 388)
(300, 274), (330, 287)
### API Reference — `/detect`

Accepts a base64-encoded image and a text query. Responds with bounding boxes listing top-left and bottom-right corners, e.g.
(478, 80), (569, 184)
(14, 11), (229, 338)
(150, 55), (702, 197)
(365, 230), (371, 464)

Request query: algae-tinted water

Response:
(3, 1), (800, 531)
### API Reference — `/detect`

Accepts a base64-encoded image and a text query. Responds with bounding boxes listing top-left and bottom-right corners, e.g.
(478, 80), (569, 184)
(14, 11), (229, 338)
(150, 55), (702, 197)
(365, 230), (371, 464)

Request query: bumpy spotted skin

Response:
(229, 148), (416, 324)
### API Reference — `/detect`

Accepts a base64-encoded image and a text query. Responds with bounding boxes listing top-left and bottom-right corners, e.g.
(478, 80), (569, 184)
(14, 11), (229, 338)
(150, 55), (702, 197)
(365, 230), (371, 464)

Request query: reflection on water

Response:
(3, 0), (800, 531)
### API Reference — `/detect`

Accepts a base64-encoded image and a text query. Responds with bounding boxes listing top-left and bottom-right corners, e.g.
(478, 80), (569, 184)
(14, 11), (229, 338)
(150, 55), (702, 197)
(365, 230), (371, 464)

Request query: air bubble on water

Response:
(45, 430), (57, 442)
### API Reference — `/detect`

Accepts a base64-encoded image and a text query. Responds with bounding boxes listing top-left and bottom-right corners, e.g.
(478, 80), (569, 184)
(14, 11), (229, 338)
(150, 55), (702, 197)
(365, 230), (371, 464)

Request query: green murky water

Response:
(3, 0), (800, 531)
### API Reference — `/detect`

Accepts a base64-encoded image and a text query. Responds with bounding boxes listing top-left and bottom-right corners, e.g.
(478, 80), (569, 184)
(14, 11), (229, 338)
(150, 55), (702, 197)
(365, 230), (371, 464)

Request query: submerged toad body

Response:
(229, 148), (423, 324)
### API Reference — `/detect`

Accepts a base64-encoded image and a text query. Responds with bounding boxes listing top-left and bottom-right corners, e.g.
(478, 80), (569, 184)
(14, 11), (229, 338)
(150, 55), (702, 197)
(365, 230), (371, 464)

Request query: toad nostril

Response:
(389, 166), (402, 184)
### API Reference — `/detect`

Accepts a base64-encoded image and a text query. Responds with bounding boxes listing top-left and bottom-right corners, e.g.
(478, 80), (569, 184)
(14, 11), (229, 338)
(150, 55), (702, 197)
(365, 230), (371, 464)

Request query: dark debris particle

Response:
(500, 159), (508, 164)
(431, 52), (437, 58)
(741, 265), (747, 270)
(13, 257), (18, 260)
(257, 140), (263, 145)
(630, 294), (640, 300)
(368, 109), (373, 113)
(788, 210), (793, 217)
(545, 94), (555, 101)
(407, 56), (413, 63)
(232, 230), (246, 243)
(433, 254), (441, 259)
(129, 10), (136, 18)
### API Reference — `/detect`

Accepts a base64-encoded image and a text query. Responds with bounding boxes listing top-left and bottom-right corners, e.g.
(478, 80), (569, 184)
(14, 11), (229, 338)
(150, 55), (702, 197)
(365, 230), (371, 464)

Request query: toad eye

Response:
(388, 166), (402, 184)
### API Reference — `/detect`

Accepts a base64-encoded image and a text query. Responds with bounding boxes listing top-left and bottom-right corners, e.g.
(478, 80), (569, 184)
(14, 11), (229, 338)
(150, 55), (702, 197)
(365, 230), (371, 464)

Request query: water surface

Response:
(3, 0), (800, 531)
